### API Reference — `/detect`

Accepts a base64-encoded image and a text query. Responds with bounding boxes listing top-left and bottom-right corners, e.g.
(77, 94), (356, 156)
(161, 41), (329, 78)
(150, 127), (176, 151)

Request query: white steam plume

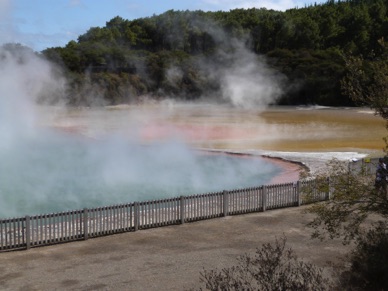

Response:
(0, 46), (67, 149)
(219, 43), (285, 108)
(0, 14), (288, 218)
(187, 19), (287, 108)
(0, 46), (282, 218)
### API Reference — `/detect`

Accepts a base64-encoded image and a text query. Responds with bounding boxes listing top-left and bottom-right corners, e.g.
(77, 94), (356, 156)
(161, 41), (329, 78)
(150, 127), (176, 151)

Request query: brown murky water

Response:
(44, 104), (387, 154)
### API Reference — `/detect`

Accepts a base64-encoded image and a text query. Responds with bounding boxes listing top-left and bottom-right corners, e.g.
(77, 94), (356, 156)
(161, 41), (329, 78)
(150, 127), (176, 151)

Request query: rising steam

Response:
(218, 43), (285, 108)
(0, 13), (287, 218)
(0, 46), (282, 218)
(0, 46), (66, 149)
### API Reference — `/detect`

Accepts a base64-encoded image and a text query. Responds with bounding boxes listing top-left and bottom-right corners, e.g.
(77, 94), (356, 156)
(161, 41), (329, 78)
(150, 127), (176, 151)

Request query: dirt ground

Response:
(0, 205), (351, 291)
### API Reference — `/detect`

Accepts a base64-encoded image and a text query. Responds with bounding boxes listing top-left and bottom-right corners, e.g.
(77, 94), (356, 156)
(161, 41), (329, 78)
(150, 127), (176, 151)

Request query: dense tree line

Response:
(40, 0), (388, 106)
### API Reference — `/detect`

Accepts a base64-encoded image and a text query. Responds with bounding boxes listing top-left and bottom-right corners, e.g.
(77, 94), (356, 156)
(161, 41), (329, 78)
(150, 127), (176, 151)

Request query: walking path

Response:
(0, 205), (350, 291)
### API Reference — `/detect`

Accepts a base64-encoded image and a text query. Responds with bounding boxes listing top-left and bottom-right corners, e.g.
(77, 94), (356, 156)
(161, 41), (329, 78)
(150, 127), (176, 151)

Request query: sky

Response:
(0, 0), (327, 52)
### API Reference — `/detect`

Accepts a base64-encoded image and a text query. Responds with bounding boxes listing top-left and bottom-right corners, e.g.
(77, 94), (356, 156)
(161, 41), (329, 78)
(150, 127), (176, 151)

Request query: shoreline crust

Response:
(197, 149), (307, 184)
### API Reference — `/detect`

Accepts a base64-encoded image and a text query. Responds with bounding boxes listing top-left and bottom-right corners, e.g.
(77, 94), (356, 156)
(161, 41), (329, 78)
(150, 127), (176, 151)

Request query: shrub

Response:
(197, 235), (332, 291)
(339, 222), (388, 291)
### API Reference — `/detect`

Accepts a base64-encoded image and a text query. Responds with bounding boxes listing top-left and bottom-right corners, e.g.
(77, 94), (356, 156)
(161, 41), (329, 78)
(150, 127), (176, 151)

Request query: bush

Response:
(339, 222), (388, 291)
(197, 235), (332, 291)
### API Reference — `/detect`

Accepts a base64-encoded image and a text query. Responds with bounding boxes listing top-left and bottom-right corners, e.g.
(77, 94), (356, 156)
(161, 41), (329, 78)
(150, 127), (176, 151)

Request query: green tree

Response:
(305, 159), (385, 243)
(306, 38), (388, 290)
(341, 39), (388, 132)
(301, 40), (388, 239)
(39, 1), (388, 106)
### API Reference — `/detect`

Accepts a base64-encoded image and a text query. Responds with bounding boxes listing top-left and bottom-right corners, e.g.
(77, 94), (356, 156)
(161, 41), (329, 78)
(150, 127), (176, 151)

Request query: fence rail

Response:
(0, 157), (380, 252)
(0, 179), (326, 252)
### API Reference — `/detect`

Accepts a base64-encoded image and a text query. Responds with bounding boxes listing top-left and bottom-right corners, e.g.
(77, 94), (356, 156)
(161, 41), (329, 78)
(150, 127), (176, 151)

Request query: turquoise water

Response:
(0, 130), (281, 218)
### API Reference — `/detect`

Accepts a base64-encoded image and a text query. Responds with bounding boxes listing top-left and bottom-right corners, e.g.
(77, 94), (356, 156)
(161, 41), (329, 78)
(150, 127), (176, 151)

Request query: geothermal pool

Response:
(0, 103), (385, 218)
(43, 104), (386, 152)
(1, 48), (386, 219)
(0, 126), (283, 218)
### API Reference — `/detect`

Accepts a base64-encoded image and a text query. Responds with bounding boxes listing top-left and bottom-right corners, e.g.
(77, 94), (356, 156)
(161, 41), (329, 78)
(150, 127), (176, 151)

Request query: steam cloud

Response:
(162, 18), (286, 108)
(207, 25), (286, 108)
(218, 44), (285, 108)
(0, 14), (287, 218)
(0, 46), (282, 218)
(0, 46), (66, 149)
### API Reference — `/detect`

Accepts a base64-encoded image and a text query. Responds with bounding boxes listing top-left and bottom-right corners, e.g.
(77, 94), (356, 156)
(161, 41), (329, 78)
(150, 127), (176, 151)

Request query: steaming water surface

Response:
(1, 104), (385, 218)
(0, 126), (281, 218)
(1, 48), (386, 219)
(46, 104), (386, 151)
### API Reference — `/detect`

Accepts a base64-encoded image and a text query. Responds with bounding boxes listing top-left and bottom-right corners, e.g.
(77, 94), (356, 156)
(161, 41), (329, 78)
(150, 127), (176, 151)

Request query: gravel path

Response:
(0, 205), (350, 291)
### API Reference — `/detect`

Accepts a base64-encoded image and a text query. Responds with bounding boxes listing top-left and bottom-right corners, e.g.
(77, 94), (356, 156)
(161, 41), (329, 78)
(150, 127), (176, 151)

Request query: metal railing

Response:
(1, 156), (381, 252)
(0, 178), (327, 252)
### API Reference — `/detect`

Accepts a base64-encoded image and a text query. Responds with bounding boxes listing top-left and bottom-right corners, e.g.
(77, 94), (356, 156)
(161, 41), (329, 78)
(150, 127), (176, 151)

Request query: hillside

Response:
(39, 0), (388, 106)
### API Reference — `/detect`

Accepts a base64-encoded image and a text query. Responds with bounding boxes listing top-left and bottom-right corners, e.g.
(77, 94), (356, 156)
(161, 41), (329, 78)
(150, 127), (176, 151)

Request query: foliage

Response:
(341, 38), (388, 130)
(269, 47), (349, 105)
(197, 235), (332, 291)
(305, 159), (388, 243)
(0, 43), (36, 59)
(304, 158), (388, 289)
(306, 35), (388, 290)
(36, 0), (388, 106)
(338, 222), (388, 291)
(342, 40), (388, 100)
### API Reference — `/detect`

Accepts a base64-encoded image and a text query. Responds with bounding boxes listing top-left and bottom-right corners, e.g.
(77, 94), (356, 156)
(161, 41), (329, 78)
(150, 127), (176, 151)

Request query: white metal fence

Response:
(0, 179), (327, 252)
(0, 157), (380, 252)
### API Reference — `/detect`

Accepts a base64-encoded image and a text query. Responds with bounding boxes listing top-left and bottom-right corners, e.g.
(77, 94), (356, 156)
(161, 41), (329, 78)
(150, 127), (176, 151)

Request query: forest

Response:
(37, 0), (388, 106)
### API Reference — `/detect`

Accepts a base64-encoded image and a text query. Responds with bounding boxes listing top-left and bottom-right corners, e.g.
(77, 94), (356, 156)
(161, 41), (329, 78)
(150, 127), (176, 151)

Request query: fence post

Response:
(262, 185), (267, 212)
(83, 208), (88, 240)
(296, 181), (301, 206)
(180, 196), (185, 224)
(223, 190), (229, 217)
(134, 202), (139, 231)
(25, 215), (30, 250)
